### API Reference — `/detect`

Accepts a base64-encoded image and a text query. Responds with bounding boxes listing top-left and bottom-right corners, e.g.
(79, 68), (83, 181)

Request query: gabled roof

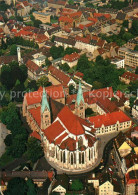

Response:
(121, 72), (138, 82)
(48, 65), (71, 86)
(26, 59), (42, 74)
(63, 52), (80, 62)
(57, 106), (85, 135)
(89, 110), (131, 128)
(25, 84), (65, 106)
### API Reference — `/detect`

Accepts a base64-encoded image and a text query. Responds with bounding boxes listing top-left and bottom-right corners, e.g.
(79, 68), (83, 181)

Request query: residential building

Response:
(62, 52), (80, 67)
(99, 181), (114, 195)
(33, 12), (51, 23)
(132, 99), (138, 120)
(26, 59), (45, 80)
(88, 110), (132, 135)
(120, 72), (138, 84)
(48, 65), (76, 94)
(118, 47), (138, 69)
(111, 56), (125, 69)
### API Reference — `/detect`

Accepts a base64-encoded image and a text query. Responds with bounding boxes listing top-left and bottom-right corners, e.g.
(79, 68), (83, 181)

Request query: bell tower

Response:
(41, 87), (51, 129)
(75, 82), (85, 119)
(17, 46), (22, 65)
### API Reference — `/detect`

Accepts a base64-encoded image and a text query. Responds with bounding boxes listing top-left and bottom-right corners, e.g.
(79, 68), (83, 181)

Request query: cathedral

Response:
(23, 83), (98, 171)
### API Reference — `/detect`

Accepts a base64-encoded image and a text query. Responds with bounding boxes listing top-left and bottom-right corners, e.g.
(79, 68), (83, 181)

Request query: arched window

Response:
(82, 152), (84, 164)
(74, 153), (76, 164)
(71, 153), (73, 165)
(78, 137), (83, 148)
(79, 152), (81, 164)
(89, 149), (91, 160)
(63, 151), (66, 163)
(60, 151), (62, 162)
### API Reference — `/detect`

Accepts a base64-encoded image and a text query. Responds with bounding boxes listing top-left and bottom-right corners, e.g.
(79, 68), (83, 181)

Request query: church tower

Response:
(17, 46), (22, 65)
(41, 87), (51, 129)
(75, 82), (85, 119)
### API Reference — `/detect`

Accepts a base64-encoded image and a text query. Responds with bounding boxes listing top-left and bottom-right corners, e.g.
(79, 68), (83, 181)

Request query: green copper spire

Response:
(76, 82), (84, 105)
(41, 87), (50, 113)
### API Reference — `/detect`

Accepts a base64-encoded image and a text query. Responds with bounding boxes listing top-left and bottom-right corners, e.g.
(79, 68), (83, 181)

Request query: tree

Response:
(60, 63), (70, 72)
(34, 19), (42, 28)
(76, 54), (91, 72)
(10, 44), (17, 55)
(134, 45), (138, 51)
(68, 0), (74, 5)
(51, 35), (55, 42)
(26, 179), (37, 195)
(122, 32), (134, 42)
(85, 108), (94, 117)
(4, 178), (28, 195)
(70, 179), (83, 191)
(69, 85), (77, 95)
(50, 46), (64, 59)
(19, 65), (28, 83)
(129, 81), (138, 95)
(4, 134), (12, 147)
(26, 137), (44, 163)
(45, 57), (52, 67)
(36, 76), (50, 87)
(131, 20), (138, 36)
(122, 20), (128, 28)
(8, 134), (27, 158)
(27, 80), (38, 91)
(92, 81), (103, 89)
(135, 67), (138, 74)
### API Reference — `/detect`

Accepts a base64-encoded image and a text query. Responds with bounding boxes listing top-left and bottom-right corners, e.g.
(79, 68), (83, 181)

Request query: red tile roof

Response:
(75, 36), (90, 44)
(59, 16), (73, 23)
(25, 84), (65, 105)
(87, 17), (98, 23)
(35, 34), (48, 43)
(48, 65), (71, 86)
(88, 110), (131, 128)
(121, 72), (138, 82)
(54, 132), (68, 145)
(74, 72), (84, 78)
(44, 120), (65, 143)
(69, 11), (82, 18)
(58, 106), (85, 135)
(93, 13), (103, 18)
(60, 137), (76, 151)
(26, 59), (41, 73)
(63, 52), (80, 62)
(29, 107), (41, 127)
(30, 131), (41, 141)
(96, 97), (119, 113)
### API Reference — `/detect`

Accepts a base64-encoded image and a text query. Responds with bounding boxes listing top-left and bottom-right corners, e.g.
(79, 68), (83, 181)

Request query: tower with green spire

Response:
(41, 87), (51, 129)
(75, 82), (85, 119)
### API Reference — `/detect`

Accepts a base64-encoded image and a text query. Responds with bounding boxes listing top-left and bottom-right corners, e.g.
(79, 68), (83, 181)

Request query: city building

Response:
(23, 84), (98, 172)
(62, 52), (80, 67)
(132, 99), (138, 120)
(88, 111), (132, 135)
(118, 47), (138, 69)
(111, 56), (125, 69)
(120, 72), (138, 84)
(33, 12), (51, 23)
